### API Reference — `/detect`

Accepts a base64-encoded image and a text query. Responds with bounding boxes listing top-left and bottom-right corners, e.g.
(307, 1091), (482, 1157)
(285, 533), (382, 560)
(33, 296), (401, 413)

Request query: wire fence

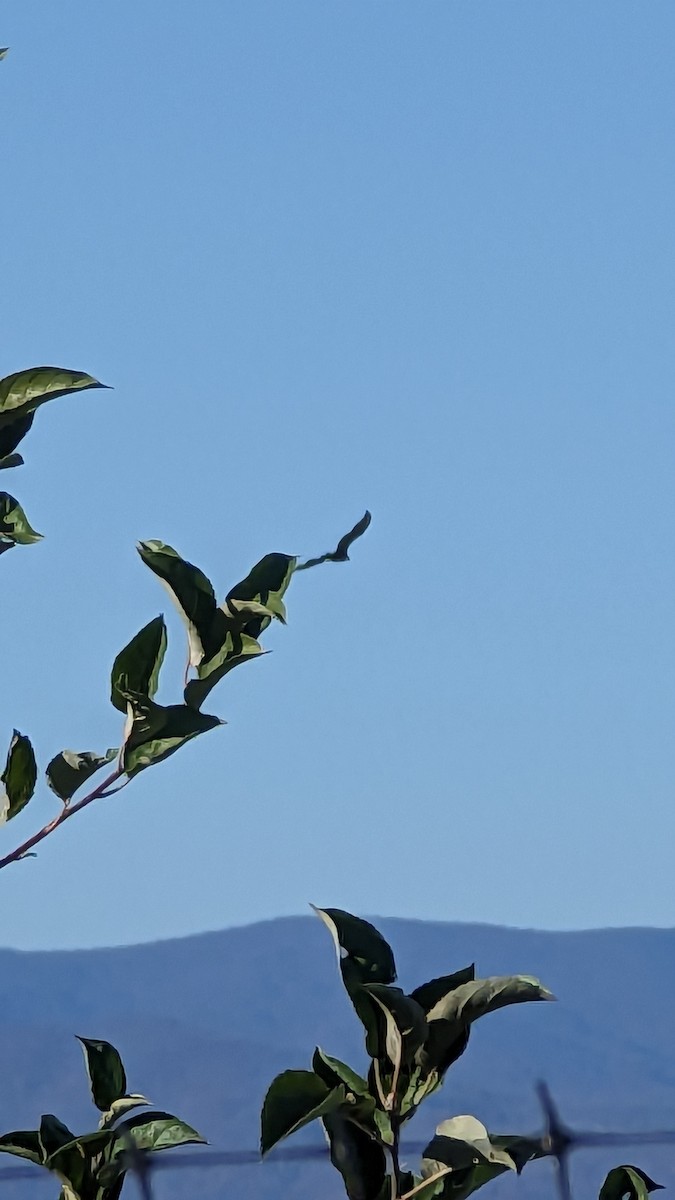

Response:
(2, 1083), (675, 1200)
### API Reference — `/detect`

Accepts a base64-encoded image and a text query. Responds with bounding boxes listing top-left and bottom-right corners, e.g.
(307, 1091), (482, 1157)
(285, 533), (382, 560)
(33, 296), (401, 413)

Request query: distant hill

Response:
(2, 917), (675, 1200)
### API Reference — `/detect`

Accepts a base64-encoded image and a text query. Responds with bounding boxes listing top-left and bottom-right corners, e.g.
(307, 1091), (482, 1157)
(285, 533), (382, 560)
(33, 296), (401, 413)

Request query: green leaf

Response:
(0, 1130), (42, 1164)
(365, 985), (428, 1069)
(111, 616), (167, 712)
(184, 629), (265, 710)
(490, 1134), (546, 1174)
(46, 749), (117, 804)
(312, 907), (396, 993)
(416, 974), (553, 1081)
(226, 551), (297, 636)
(1, 730), (37, 823)
(0, 410), (34, 459)
(261, 1070), (345, 1155)
(420, 1116), (518, 1200)
(411, 967), (476, 1013)
(121, 693), (222, 778)
(46, 1131), (113, 1198)
(0, 493), (42, 544)
(39, 1115), (76, 1161)
(599, 1166), (664, 1200)
(112, 1110), (205, 1153)
(323, 1111), (388, 1200)
(0, 453), (24, 470)
(0, 367), (107, 428)
(0, 49), (8, 60)
(98, 1094), (151, 1131)
(136, 542), (218, 666)
(312, 1048), (370, 1096)
(297, 511), (372, 571)
(426, 974), (554, 1025)
(77, 1038), (127, 1112)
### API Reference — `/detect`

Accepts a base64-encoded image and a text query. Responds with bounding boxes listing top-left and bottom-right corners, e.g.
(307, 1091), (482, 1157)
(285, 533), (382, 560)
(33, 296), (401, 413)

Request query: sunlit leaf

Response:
(0, 493), (42, 544)
(599, 1166), (664, 1200)
(0, 367), (107, 428)
(0, 1130), (41, 1164)
(112, 1110), (205, 1154)
(137, 541), (217, 666)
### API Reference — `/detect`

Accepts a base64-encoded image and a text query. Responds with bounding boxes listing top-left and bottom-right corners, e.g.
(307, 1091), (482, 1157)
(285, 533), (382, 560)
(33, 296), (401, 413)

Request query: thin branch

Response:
(0, 765), (124, 872)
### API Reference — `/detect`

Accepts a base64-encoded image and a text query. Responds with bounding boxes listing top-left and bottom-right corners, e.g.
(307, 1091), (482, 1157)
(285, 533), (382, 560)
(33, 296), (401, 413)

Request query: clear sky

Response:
(2, 1), (675, 949)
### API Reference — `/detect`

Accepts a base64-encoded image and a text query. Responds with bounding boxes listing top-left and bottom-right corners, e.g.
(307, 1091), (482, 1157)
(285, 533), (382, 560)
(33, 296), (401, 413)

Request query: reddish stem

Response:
(0, 766), (123, 872)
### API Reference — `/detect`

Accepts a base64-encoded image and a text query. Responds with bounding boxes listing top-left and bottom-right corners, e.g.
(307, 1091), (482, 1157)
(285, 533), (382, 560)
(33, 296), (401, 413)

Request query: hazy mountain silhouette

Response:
(2, 917), (674, 1200)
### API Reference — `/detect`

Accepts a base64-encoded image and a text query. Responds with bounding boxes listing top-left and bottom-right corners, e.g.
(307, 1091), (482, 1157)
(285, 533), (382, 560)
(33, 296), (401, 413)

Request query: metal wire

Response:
(2, 1083), (674, 1200)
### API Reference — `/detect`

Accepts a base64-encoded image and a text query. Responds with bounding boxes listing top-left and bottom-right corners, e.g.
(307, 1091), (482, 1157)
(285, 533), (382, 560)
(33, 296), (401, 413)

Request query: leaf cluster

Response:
(261, 910), (661, 1200)
(0, 1038), (204, 1200)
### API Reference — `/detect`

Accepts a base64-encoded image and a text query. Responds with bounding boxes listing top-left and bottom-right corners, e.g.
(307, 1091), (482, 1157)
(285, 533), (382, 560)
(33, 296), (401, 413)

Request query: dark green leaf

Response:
(120, 693), (222, 778)
(39, 1115), (76, 1161)
(0, 454), (23, 470)
(0, 1130), (42, 1164)
(1, 730), (37, 823)
(112, 1110), (205, 1153)
(47, 1131), (113, 1199)
(77, 1038), (127, 1111)
(227, 552), (297, 635)
(111, 616), (167, 712)
(323, 1111), (387, 1200)
(599, 1166), (664, 1200)
(297, 511), (372, 571)
(184, 629), (265, 710)
(261, 1070), (345, 1155)
(0, 493), (42, 544)
(312, 1048), (369, 1096)
(0, 410), (34, 459)
(136, 542), (218, 666)
(420, 1116), (519, 1199)
(46, 749), (117, 804)
(490, 1134), (546, 1174)
(411, 966), (476, 1013)
(312, 907), (396, 993)
(365, 985), (428, 1068)
(0, 368), (107, 428)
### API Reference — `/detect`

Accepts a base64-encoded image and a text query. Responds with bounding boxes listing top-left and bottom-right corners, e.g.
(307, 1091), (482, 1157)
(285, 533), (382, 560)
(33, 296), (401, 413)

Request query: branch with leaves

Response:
(0, 1036), (204, 1200)
(261, 909), (663, 1200)
(0, 365), (371, 870)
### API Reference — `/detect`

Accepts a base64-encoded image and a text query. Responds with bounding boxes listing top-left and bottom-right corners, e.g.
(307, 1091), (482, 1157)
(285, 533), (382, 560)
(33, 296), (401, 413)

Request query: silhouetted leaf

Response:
(121, 693), (222, 778)
(599, 1166), (664, 1200)
(261, 1070), (345, 1155)
(0, 368), (107, 428)
(297, 511), (371, 570)
(46, 750), (117, 803)
(323, 1111), (388, 1200)
(313, 907), (396, 993)
(46, 1131), (113, 1197)
(0, 454), (23, 470)
(0, 730), (37, 823)
(0, 493), (42, 544)
(111, 616), (167, 712)
(77, 1038), (127, 1112)
(0, 409), (34, 460)
(0, 49), (8, 60)
(365, 984), (428, 1069)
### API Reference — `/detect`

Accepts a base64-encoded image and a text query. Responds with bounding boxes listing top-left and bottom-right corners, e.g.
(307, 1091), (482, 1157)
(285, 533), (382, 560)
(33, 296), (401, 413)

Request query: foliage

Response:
(0, 1037), (204, 1200)
(261, 909), (662, 1200)
(0, 364), (370, 872)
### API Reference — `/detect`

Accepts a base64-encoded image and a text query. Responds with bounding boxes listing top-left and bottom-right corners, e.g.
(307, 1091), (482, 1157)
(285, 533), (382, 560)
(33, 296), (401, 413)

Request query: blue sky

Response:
(2, 1), (675, 949)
